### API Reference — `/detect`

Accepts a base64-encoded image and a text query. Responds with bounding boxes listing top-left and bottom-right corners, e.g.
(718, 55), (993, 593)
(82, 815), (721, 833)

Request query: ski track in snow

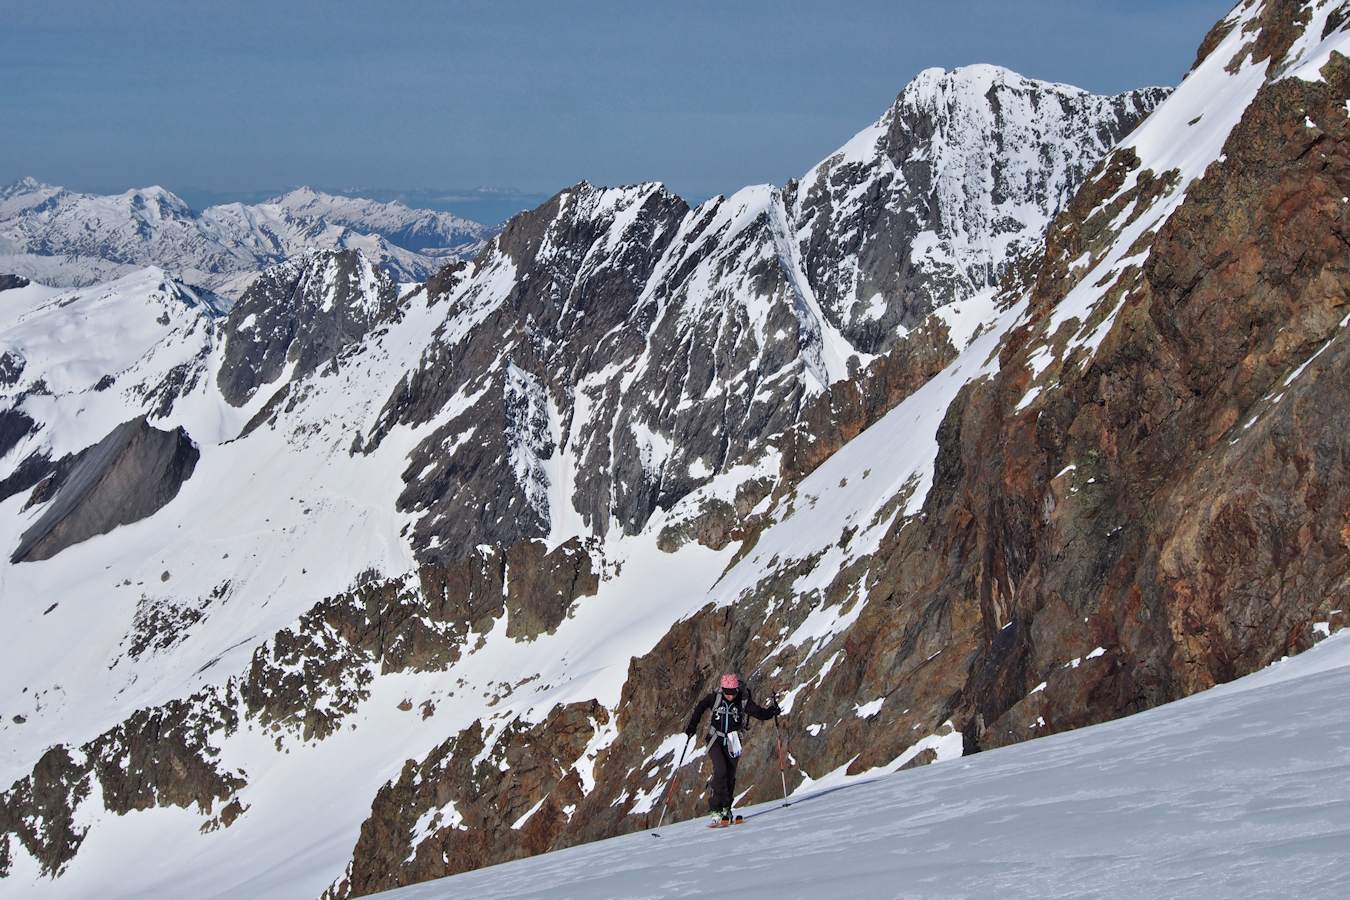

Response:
(381, 631), (1350, 900)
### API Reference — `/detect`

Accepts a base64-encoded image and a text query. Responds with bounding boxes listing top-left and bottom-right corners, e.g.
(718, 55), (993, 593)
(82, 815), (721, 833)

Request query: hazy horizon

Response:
(4, 1), (1232, 220)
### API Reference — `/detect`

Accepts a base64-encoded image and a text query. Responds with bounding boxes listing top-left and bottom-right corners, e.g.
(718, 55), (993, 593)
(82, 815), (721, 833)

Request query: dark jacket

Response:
(685, 687), (778, 738)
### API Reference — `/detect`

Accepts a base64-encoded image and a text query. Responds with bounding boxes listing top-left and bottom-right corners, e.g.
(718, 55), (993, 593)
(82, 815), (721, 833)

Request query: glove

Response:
(684, 726), (695, 738)
(767, 701), (782, 716)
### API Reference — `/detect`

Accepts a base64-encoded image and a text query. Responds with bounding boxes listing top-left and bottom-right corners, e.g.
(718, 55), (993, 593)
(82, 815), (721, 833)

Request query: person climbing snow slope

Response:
(684, 673), (781, 827)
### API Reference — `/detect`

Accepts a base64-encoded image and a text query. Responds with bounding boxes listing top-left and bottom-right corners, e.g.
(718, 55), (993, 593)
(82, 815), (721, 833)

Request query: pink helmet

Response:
(720, 673), (740, 690)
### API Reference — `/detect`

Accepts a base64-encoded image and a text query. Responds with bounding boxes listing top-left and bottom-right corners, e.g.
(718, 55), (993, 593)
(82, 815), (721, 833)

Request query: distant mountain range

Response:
(0, 180), (496, 299)
(172, 186), (554, 227)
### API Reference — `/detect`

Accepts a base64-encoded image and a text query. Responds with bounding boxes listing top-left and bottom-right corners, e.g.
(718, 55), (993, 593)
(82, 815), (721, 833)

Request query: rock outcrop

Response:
(329, 700), (606, 897)
(217, 249), (399, 407)
(0, 407), (34, 462)
(11, 416), (200, 563)
(950, 18), (1350, 747)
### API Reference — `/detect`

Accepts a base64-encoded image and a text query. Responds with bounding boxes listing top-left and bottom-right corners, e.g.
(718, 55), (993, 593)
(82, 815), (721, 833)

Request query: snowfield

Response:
(382, 630), (1350, 899)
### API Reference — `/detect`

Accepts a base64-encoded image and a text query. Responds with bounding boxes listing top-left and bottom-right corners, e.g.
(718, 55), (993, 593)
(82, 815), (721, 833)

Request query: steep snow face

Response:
(382, 630), (1350, 900)
(789, 64), (1168, 353)
(0, 182), (492, 298)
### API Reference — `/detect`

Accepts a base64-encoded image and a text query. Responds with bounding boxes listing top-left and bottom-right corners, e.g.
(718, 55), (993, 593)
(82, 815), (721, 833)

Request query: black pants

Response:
(709, 737), (739, 813)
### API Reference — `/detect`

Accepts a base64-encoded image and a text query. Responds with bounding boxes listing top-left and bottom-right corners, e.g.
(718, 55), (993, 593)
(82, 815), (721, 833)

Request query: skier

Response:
(684, 673), (781, 827)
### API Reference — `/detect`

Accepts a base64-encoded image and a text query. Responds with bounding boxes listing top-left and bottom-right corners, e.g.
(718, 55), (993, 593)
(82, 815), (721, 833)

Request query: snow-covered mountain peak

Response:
(494, 179), (686, 274)
(294, 246), (390, 315)
(550, 179), (676, 214)
(903, 62), (1094, 101)
(786, 66), (1168, 353)
(115, 185), (196, 221)
(0, 177), (55, 200)
(0, 178), (67, 220)
(269, 185), (324, 205)
(262, 186), (494, 252)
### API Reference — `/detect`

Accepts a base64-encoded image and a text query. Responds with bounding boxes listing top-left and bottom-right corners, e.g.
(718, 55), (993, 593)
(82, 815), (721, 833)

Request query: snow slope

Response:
(385, 629), (1350, 899)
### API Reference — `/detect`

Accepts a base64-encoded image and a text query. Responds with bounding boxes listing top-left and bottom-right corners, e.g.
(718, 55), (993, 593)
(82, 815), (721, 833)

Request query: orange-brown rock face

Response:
(329, 701), (606, 897)
(924, 43), (1350, 749)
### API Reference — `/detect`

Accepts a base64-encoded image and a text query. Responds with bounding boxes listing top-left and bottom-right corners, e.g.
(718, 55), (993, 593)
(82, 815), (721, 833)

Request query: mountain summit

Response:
(789, 63), (1167, 351)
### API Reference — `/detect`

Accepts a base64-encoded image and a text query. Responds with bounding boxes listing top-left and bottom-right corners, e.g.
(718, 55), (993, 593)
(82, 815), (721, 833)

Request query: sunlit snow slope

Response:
(386, 630), (1350, 900)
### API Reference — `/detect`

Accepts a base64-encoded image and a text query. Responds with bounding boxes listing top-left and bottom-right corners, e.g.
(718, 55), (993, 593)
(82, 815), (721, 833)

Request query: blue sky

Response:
(2, 1), (1231, 216)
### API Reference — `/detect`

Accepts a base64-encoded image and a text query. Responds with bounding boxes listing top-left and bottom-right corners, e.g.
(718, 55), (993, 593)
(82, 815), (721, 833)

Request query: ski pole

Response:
(773, 698), (789, 803)
(652, 734), (692, 834)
